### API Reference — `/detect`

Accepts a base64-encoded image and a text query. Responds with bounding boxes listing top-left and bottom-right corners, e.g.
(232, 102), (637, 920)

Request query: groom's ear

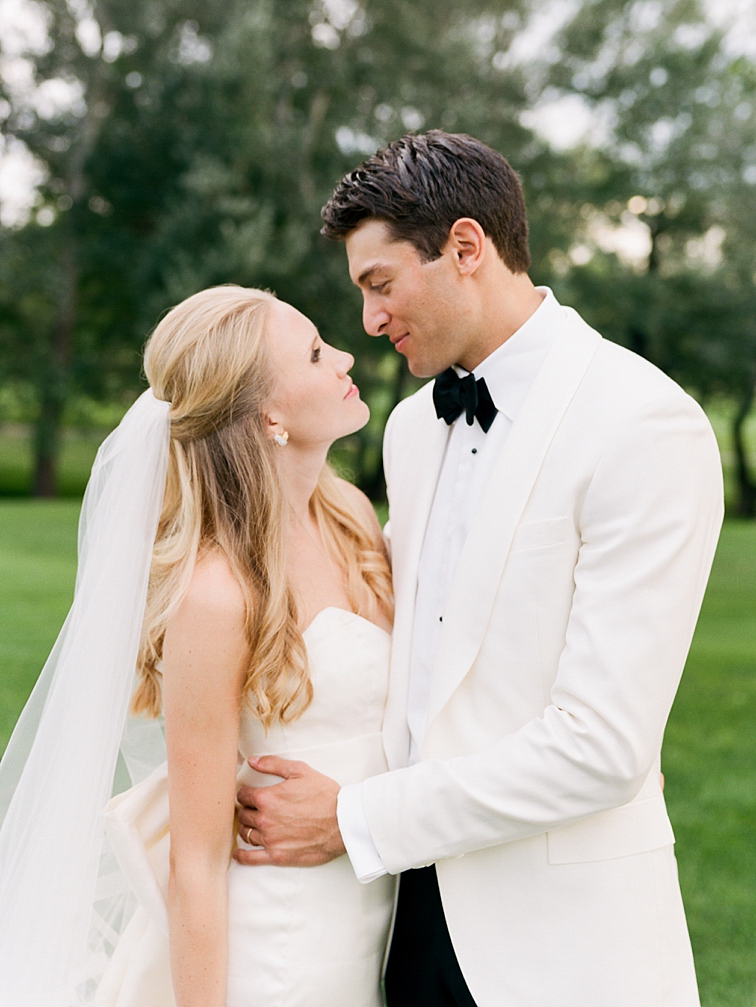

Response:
(445, 218), (486, 277)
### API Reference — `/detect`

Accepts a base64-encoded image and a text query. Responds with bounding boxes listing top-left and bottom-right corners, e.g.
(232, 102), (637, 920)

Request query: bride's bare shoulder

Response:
(184, 550), (246, 617)
(165, 551), (247, 661)
(162, 551), (248, 748)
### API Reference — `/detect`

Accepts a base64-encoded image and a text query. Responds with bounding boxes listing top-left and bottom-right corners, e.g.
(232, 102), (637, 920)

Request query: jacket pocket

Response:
(546, 795), (675, 864)
(510, 516), (569, 552)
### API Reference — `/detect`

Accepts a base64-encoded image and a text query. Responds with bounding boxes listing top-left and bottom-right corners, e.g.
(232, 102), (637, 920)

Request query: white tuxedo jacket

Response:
(366, 304), (723, 1006)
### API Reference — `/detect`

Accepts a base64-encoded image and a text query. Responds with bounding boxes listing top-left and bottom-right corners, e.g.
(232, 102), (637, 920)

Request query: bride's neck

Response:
(276, 443), (328, 527)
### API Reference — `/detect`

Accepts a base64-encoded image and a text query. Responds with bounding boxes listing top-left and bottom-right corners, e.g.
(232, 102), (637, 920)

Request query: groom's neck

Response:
(455, 270), (544, 373)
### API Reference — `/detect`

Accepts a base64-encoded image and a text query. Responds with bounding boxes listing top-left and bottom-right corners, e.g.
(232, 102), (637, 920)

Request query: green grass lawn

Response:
(664, 522), (756, 1006)
(0, 502), (754, 1005)
(0, 501), (80, 746)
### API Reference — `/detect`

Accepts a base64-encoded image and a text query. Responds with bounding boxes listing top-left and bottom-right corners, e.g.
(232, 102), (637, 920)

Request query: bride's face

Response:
(263, 299), (369, 449)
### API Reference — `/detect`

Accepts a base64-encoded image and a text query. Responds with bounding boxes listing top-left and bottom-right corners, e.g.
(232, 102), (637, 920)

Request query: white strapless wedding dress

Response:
(96, 608), (395, 1007)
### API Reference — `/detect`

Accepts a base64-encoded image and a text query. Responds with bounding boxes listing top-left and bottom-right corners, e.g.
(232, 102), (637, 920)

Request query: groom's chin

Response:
(404, 356), (437, 380)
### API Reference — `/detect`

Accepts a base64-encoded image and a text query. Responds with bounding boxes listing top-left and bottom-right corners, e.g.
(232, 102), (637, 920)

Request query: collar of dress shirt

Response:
(454, 286), (559, 424)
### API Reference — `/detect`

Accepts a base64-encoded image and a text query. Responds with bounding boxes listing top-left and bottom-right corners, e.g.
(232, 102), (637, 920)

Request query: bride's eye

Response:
(311, 346), (321, 362)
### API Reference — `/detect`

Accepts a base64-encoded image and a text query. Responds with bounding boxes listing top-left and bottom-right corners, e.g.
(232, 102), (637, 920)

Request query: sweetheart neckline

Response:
(301, 606), (391, 639)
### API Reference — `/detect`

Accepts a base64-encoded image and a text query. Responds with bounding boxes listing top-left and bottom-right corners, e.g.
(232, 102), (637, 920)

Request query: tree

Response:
(5, 0), (753, 505)
(0, 0), (235, 493)
(0, 0), (551, 495)
(528, 0), (756, 512)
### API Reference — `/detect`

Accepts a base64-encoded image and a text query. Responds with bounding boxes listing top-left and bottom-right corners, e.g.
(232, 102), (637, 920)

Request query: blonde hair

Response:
(132, 285), (392, 728)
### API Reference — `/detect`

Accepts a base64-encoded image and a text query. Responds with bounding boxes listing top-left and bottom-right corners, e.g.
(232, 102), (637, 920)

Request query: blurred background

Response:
(0, 0), (754, 1003)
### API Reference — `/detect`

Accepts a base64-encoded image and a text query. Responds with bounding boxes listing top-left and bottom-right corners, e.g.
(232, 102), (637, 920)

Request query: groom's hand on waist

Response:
(233, 755), (345, 867)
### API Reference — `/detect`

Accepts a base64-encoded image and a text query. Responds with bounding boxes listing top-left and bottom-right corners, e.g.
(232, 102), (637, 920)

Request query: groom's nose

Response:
(362, 300), (390, 337)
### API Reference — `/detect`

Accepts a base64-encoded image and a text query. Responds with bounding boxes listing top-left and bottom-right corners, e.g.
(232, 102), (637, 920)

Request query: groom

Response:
(235, 131), (723, 1006)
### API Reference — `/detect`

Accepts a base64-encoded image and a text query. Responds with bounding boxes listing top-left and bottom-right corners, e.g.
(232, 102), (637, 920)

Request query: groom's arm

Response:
(357, 396), (723, 874)
(237, 394), (722, 874)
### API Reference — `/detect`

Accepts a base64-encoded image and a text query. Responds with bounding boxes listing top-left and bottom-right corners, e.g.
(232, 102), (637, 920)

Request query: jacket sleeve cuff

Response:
(337, 782), (388, 883)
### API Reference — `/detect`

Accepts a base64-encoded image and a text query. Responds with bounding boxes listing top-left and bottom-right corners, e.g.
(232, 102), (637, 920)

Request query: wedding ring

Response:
(245, 826), (254, 845)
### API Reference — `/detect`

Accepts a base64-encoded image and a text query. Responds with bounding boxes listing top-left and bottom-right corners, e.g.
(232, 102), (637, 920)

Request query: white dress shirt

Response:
(337, 288), (558, 881)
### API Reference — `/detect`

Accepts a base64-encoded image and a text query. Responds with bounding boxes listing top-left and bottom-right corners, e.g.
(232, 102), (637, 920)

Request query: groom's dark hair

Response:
(321, 130), (531, 273)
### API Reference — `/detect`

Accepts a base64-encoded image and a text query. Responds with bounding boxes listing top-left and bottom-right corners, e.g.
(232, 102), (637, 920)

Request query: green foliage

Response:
(538, 1), (756, 511)
(1, 0), (756, 505)
(0, 0), (550, 496)
(0, 426), (107, 496)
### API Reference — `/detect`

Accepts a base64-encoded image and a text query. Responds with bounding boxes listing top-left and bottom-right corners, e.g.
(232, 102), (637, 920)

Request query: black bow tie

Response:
(433, 368), (498, 433)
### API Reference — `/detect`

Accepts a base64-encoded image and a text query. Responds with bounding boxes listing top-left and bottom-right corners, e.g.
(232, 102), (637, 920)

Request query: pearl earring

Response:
(273, 430), (289, 447)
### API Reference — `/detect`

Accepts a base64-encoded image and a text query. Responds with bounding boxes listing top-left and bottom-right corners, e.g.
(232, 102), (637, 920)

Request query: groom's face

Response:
(346, 219), (470, 378)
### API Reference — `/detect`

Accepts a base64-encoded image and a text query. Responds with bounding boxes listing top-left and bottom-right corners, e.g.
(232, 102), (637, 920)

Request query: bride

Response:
(0, 286), (395, 1006)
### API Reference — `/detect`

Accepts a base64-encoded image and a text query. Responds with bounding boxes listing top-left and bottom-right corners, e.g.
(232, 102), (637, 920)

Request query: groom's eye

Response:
(371, 282), (389, 294)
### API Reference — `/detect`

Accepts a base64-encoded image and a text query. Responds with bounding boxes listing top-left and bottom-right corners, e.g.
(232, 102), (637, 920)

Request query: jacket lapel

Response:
(425, 312), (602, 732)
(382, 393), (449, 767)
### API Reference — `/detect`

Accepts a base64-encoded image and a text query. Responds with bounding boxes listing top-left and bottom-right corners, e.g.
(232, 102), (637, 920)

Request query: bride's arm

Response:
(162, 554), (248, 1007)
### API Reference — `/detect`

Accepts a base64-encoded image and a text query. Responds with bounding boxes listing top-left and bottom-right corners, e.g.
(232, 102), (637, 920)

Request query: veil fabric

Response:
(0, 389), (171, 1006)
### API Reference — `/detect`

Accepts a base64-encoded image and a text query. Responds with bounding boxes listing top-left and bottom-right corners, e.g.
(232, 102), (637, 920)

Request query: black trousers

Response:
(384, 866), (478, 1007)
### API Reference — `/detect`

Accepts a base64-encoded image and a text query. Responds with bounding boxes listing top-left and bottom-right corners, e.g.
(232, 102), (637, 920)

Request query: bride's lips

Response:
(344, 381), (359, 399)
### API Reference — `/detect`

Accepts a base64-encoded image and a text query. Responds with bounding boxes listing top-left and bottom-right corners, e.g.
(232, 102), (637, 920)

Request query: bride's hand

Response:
(234, 756), (345, 867)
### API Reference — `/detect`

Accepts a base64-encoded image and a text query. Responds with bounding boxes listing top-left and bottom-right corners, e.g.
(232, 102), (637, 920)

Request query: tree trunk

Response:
(32, 386), (65, 497)
(32, 242), (77, 497)
(31, 48), (109, 496)
(731, 381), (756, 518)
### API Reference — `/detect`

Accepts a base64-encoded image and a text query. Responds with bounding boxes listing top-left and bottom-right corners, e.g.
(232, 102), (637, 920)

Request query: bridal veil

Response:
(0, 389), (170, 1006)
